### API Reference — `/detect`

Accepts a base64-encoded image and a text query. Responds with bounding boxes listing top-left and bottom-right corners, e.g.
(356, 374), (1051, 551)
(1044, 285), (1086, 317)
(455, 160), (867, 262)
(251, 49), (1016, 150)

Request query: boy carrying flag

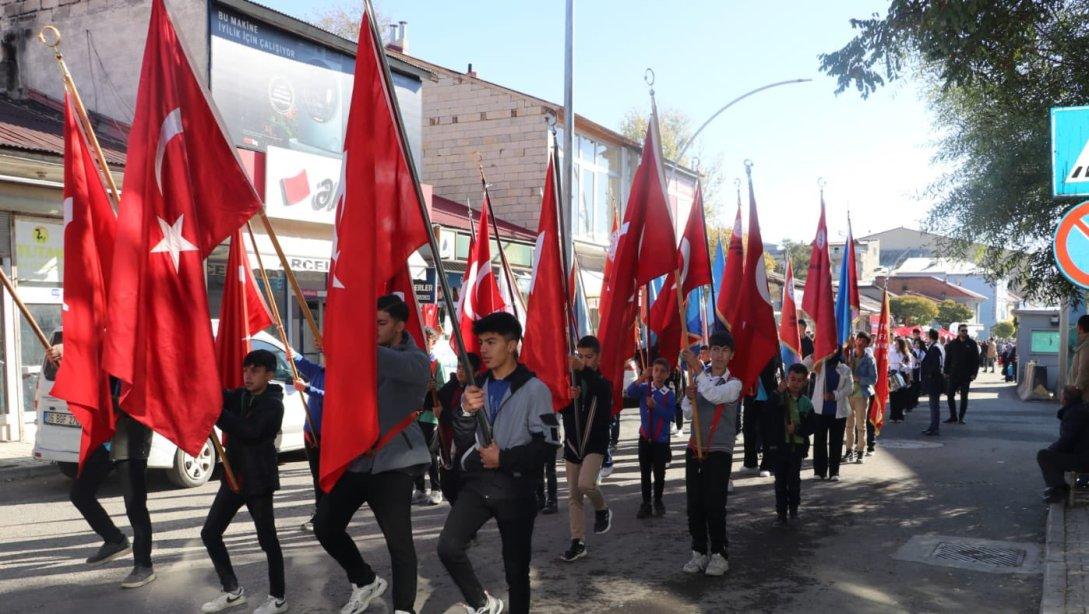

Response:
(766, 363), (815, 525)
(627, 357), (676, 519)
(200, 349), (287, 614)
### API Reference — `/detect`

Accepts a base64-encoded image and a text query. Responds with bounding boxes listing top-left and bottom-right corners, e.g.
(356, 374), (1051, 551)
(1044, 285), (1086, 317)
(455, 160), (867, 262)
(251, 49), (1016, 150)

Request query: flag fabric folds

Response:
(716, 204), (744, 331)
(597, 104), (677, 413)
(454, 204), (507, 354)
(726, 172), (779, 394)
(321, 6), (430, 491)
(835, 220), (860, 347)
(215, 230), (273, 390)
(679, 181), (712, 297)
(870, 288), (891, 435)
(707, 240), (725, 333)
(52, 94), (118, 472)
(103, 0), (264, 457)
(522, 156), (570, 411)
(647, 273), (682, 366)
(801, 196), (838, 369)
(779, 259), (803, 368)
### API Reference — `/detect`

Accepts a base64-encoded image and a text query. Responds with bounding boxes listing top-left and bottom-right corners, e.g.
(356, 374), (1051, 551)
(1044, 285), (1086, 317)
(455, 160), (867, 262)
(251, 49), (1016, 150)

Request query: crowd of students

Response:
(57, 299), (1014, 614)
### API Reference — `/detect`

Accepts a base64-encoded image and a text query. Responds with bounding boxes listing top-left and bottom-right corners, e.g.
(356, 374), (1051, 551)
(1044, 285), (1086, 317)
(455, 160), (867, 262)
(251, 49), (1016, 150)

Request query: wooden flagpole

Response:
(476, 160), (527, 318)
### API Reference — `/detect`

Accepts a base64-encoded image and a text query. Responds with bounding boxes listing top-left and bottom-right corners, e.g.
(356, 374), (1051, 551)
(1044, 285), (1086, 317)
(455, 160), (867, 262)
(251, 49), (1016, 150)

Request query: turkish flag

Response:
(103, 0), (263, 457)
(522, 156), (570, 411)
(679, 180), (712, 297)
(779, 259), (803, 367)
(647, 273), (683, 366)
(728, 174), (779, 394)
(321, 6), (430, 491)
(716, 204), (744, 330)
(454, 204), (506, 355)
(215, 230), (273, 390)
(801, 196), (839, 368)
(870, 288), (890, 435)
(597, 105), (677, 413)
(51, 95), (117, 472)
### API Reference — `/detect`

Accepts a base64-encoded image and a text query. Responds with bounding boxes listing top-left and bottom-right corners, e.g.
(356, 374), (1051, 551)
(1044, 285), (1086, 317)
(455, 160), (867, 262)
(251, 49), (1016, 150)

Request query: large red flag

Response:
(679, 180), (712, 296)
(454, 204), (506, 354)
(321, 6), (430, 491)
(870, 288), (890, 435)
(778, 259), (803, 366)
(728, 173), (778, 393)
(801, 196), (838, 369)
(597, 104), (677, 413)
(716, 204), (744, 330)
(647, 274), (683, 366)
(522, 156), (570, 411)
(103, 0), (263, 456)
(52, 94), (117, 471)
(215, 230), (273, 390)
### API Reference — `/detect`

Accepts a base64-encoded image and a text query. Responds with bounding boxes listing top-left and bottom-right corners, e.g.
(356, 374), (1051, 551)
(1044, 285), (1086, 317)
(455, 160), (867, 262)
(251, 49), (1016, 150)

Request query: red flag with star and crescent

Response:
(321, 5), (431, 491)
(215, 230), (273, 390)
(103, 0), (264, 456)
(51, 94), (117, 473)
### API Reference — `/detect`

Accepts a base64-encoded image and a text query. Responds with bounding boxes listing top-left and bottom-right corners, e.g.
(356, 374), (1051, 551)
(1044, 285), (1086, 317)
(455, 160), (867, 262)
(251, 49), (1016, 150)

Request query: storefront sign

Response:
(413, 268), (437, 304)
(14, 218), (63, 283)
(264, 146), (341, 225)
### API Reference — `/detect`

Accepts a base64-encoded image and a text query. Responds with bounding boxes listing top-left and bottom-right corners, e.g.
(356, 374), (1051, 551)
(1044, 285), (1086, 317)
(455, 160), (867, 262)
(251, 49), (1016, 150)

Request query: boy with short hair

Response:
(679, 331), (743, 577)
(767, 363), (815, 525)
(437, 312), (560, 614)
(200, 349), (287, 614)
(627, 357), (676, 519)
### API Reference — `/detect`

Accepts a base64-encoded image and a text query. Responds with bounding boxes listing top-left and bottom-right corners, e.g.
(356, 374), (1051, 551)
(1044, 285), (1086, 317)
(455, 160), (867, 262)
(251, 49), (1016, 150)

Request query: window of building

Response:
(572, 134), (620, 245)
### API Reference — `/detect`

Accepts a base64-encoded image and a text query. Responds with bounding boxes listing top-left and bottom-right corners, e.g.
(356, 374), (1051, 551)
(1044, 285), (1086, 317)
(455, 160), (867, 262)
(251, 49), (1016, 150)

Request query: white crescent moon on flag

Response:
(679, 237), (691, 284)
(527, 231), (545, 295)
(62, 197), (74, 229)
(155, 108), (184, 195)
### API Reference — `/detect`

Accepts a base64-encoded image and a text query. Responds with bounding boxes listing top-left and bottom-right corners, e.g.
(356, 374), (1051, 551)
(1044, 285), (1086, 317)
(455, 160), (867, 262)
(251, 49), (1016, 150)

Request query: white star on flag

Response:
(150, 214), (198, 273)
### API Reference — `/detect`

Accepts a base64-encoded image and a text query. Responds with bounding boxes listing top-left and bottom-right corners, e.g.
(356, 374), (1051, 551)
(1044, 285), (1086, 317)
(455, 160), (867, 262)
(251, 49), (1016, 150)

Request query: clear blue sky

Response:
(261, 0), (938, 244)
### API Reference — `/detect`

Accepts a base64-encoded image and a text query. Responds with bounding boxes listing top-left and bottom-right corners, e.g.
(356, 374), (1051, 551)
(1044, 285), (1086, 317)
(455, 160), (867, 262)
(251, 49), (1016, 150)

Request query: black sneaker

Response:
(653, 499), (666, 517)
(636, 503), (652, 519)
(593, 508), (613, 534)
(560, 539), (587, 562)
(775, 514), (788, 526)
(1044, 487), (1069, 504)
(943, 418), (957, 424)
(957, 419), (966, 425)
(789, 508), (798, 520)
(87, 538), (131, 565)
(120, 564), (156, 589)
(542, 500), (558, 515)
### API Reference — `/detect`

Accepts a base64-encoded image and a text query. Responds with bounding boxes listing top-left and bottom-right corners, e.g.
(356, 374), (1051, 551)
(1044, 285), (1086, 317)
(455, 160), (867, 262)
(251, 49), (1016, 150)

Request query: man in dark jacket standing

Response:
(921, 329), (945, 436)
(944, 324), (980, 424)
(1039, 386), (1089, 502)
(559, 336), (613, 562)
(200, 349), (287, 614)
(314, 295), (431, 614)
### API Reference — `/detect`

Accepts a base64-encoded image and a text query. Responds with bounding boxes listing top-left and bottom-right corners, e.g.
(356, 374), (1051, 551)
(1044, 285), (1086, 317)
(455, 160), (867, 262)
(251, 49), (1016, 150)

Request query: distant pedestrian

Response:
(846, 333), (877, 463)
(767, 363), (814, 524)
(811, 349), (853, 481)
(1038, 386), (1089, 503)
(921, 329), (945, 436)
(888, 338), (912, 423)
(627, 357), (676, 519)
(943, 324), (979, 424)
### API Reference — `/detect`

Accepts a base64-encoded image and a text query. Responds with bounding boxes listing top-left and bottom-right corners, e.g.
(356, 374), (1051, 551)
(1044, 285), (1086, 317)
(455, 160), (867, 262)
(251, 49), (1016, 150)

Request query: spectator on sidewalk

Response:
(943, 324), (979, 425)
(811, 349), (853, 482)
(1067, 315), (1089, 403)
(921, 329), (945, 436)
(986, 340), (998, 373)
(1038, 386), (1089, 503)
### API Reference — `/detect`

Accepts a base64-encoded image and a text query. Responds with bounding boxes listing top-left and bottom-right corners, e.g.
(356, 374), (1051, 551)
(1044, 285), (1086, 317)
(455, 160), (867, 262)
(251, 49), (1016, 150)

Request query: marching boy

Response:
(437, 312), (560, 614)
(627, 357), (676, 519)
(200, 349), (287, 614)
(766, 363), (814, 525)
(680, 331), (743, 577)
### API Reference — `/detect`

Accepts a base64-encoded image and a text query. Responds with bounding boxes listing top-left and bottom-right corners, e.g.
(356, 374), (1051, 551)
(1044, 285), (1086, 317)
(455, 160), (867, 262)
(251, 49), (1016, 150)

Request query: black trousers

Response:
(314, 470), (417, 612)
(440, 466), (463, 505)
(437, 488), (537, 614)
(742, 399), (768, 469)
(535, 453), (557, 506)
(609, 416), (620, 447)
(685, 448), (732, 556)
(304, 437), (323, 510)
(414, 422), (440, 493)
(947, 378), (971, 420)
(890, 388), (908, 421)
(69, 450), (152, 567)
(638, 438), (669, 503)
(812, 415), (846, 478)
(866, 414), (876, 451)
(772, 447), (804, 515)
(201, 483), (284, 599)
(674, 405), (684, 430)
(1038, 449), (1089, 489)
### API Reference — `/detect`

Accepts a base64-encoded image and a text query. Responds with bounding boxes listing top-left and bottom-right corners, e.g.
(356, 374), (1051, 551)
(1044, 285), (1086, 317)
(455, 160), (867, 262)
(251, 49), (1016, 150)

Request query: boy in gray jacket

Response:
(313, 294), (431, 614)
(680, 331), (743, 578)
(437, 312), (560, 614)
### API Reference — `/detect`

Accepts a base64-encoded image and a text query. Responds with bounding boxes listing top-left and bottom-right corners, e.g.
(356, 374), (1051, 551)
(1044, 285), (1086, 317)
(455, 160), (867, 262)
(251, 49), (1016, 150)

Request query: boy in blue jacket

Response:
(293, 344), (324, 532)
(627, 357), (676, 519)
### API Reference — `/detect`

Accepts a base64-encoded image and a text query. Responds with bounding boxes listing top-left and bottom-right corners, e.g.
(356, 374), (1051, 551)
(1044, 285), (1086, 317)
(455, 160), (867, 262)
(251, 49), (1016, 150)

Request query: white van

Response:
(33, 328), (311, 488)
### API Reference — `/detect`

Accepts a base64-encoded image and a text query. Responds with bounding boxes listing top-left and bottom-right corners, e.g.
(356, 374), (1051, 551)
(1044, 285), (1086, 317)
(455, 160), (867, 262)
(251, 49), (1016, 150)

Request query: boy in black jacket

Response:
(437, 312), (559, 614)
(559, 335), (614, 562)
(766, 363), (814, 525)
(435, 352), (482, 505)
(200, 350), (286, 614)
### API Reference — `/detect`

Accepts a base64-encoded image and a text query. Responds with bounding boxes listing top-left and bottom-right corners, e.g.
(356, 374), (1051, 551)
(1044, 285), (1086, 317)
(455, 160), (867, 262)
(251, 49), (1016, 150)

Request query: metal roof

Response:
(0, 93), (126, 166)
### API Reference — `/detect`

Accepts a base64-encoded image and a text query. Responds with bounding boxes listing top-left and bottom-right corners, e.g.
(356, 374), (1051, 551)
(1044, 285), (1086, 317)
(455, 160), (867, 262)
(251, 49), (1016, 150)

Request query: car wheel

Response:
(167, 438), (216, 488)
(57, 462), (78, 479)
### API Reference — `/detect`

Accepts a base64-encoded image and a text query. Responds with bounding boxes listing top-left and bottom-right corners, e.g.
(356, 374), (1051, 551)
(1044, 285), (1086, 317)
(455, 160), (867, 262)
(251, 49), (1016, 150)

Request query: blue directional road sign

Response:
(1052, 106), (1089, 196)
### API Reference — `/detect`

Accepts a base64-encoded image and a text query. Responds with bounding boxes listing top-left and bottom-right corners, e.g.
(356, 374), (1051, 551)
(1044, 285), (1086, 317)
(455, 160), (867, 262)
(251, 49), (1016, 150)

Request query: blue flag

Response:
(708, 240), (726, 333)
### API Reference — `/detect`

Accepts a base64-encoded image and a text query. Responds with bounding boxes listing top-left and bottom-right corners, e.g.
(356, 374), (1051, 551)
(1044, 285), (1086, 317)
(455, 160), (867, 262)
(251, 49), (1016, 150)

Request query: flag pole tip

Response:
(644, 67), (655, 87)
(38, 25), (61, 48)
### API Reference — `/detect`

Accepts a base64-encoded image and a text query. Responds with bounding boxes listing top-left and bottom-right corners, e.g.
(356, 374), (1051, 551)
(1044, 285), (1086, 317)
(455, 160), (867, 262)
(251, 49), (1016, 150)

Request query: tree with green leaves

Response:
(781, 239), (812, 280)
(935, 300), (974, 327)
(819, 0), (1089, 305)
(890, 295), (938, 326)
(992, 320), (1016, 339)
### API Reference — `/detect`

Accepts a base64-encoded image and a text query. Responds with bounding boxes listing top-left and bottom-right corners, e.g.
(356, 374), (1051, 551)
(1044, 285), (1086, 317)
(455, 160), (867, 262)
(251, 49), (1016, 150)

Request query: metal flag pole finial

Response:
(644, 67), (655, 94)
(38, 25), (61, 52)
(744, 159), (754, 178)
(817, 176), (827, 198)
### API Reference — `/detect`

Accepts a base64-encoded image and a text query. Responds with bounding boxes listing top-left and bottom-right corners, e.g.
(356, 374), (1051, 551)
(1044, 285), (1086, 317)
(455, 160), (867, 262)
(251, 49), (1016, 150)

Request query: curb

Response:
(1042, 502), (1067, 613)
(0, 461), (56, 483)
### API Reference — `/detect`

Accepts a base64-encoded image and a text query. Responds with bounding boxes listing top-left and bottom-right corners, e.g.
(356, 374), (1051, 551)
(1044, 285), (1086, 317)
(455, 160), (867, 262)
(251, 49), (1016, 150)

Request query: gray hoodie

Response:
(348, 332), (432, 474)
(681, 366), (743, 454)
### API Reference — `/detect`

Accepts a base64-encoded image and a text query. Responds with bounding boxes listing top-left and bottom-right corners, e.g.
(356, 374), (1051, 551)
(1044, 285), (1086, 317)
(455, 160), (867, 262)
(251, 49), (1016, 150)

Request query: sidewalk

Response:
(1043, 500), (1089, 613)
(0, 424), (54, 481)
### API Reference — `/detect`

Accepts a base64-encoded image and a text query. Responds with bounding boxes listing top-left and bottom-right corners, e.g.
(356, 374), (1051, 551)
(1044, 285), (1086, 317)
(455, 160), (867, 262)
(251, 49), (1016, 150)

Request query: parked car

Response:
(33, 327), (310, 488)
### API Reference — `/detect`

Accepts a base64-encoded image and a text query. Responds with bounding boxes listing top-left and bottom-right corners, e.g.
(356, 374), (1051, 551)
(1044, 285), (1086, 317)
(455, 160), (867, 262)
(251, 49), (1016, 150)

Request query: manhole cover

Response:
(878, 439), (943, 449)
(932, 542), (1026, 568)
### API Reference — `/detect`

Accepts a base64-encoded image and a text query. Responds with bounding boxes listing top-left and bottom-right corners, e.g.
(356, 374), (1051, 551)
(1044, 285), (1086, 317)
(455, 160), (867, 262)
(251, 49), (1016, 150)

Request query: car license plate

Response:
(43, 411), (80, 428)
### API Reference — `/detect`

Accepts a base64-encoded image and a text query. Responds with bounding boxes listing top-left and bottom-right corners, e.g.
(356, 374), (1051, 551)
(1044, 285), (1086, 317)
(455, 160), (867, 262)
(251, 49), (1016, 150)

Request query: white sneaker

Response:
(600, 465), (614, 479)
(427, 490), (444, 505)
(463, 591), (504, 613)
(704, 553), (729, 576)
(253, 595), (288, 614)
(202, 588), (247, 613)
(411, 490), (430, 505)
(759, 470), (772, 478)
(682, 550), (708, 574)
(341, 577), (387, 614)
(727, 480), (735, 493)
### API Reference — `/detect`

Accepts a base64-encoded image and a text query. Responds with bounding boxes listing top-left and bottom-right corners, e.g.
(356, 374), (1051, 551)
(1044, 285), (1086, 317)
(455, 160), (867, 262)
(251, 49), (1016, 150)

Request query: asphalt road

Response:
(0, 371), (1054, 613)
